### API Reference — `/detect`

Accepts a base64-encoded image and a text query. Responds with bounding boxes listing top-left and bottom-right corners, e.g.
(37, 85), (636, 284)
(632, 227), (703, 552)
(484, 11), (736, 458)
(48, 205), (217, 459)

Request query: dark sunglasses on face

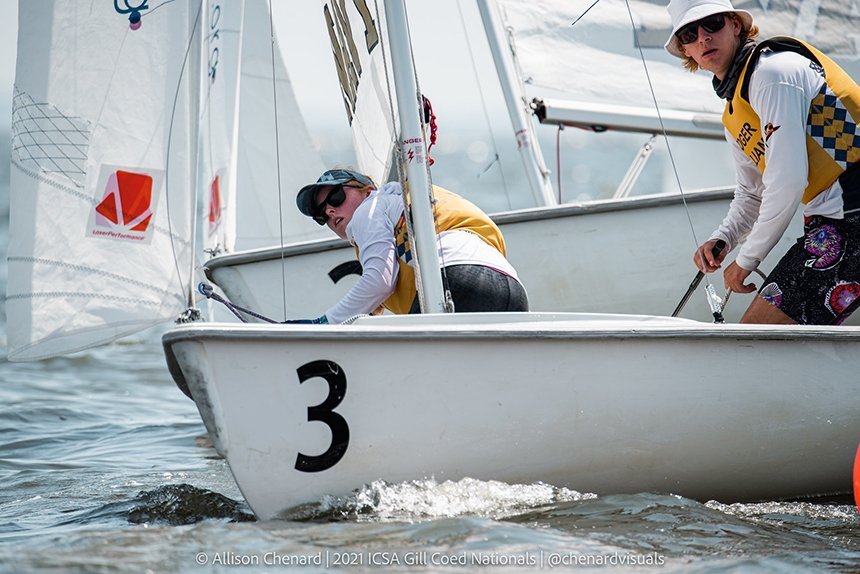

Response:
(312, 185), (349, 225)
(675, 13), (727, 45)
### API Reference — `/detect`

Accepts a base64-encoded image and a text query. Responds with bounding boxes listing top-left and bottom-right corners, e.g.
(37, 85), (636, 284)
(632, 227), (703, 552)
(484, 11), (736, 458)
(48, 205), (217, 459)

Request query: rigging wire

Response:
(373, 0), (429, 310)
(373, 0), (400, 176)
(164, 0), (205, 310)
(268, 0), (289, 321)
(201, 4), (220, 257)
(570, 0), (602, 28)
(376, 0), (452, 312)
(621, 0), (706, 275)
(403, 0), (454, 312)
(455, 0), (513, 209)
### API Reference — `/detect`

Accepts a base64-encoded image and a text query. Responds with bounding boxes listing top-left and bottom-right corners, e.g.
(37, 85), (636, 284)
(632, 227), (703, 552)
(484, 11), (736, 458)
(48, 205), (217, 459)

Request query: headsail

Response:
(320, 0), (395, 186)
(200, 0), (331, 254)
(497, 0), (860, 110)
(200, 0), (244, 256)
(496, 0), (721, 112)
(230, 0), (331, 251)
(6, 1), (202, 360)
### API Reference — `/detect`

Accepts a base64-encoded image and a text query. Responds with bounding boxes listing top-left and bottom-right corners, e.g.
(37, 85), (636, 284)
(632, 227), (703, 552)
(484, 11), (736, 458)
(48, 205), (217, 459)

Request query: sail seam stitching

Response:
(7, 256), (184, 300)
(5, 292), (164, 306)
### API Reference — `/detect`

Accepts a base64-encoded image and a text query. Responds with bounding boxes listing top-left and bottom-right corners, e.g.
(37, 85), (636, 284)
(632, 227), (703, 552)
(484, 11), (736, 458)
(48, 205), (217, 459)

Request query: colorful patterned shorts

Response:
(759, 212), (860, 325)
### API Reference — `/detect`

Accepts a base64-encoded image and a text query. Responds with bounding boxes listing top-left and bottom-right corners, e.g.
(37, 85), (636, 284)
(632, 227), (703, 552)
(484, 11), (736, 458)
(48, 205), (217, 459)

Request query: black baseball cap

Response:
(296, 169), (373, 217)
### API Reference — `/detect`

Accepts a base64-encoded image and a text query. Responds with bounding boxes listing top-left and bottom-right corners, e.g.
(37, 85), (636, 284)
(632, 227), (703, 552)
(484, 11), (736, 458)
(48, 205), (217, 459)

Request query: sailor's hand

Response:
(281, 315), (329, 325)
(693, 239), (726, 273)
(724, 261), (756, 294)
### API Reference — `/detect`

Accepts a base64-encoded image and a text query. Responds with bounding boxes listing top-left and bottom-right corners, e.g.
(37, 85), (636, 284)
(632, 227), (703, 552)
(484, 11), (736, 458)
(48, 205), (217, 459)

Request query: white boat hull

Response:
(204, 189), (804, 323)
(163, 313), (860, 520)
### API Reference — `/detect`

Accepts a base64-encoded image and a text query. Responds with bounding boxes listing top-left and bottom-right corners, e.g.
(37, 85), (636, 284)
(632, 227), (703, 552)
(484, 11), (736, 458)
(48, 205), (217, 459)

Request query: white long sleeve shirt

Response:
(711, 50), (845, 271)
(323, 182), (518, 324)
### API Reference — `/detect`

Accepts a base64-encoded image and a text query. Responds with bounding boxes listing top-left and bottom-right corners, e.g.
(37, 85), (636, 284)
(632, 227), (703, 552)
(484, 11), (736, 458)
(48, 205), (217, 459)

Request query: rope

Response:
(570, 0), (602, 27)
(621, 0), (707, 282)
(164, 0), (204, 309)
(197, 282), (280, 324)
(455, 0), (512, 208)
(267, 0), (289, 321)
(422, 95), (438, 166)
(374, 1), (425, 311)
(407, 39), (454, 311)
(383, 1), (454, 312)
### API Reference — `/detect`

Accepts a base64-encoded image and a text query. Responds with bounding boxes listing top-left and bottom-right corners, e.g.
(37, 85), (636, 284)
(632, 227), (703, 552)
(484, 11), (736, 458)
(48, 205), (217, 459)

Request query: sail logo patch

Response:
(208, 174), (222, 234)
(115, 0), (149, 30)
(88, 166), (164, 243)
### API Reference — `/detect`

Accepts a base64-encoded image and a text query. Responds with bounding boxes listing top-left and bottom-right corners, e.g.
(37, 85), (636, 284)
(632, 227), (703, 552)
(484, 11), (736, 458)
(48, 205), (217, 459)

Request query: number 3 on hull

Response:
(294, 360), (350, 473)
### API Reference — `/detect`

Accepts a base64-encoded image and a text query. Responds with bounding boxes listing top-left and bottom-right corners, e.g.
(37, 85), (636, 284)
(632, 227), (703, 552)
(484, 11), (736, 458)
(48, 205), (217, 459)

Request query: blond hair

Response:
(676, 13), (760, 72)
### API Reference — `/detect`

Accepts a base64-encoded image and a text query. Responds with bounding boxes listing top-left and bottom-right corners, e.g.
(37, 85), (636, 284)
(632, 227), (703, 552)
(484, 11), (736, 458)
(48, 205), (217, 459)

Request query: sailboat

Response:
(7, 0), (860, 521)
(163, 0), (860, 520)
(199, 0), (860, 324)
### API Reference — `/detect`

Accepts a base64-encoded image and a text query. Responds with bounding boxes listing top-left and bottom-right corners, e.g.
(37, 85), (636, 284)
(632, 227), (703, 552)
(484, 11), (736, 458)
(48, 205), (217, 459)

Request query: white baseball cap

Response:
(664, 0), (753, 58)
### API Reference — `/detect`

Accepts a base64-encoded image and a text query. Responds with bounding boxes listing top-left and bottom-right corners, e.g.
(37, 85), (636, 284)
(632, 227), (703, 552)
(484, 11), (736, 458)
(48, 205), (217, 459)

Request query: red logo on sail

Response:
(94, 170), (154, 233)
(209, 175), (222, 233)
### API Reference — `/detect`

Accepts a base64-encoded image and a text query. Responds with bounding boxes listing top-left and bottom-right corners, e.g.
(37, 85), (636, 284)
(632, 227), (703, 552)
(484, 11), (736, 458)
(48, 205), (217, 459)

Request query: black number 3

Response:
(294, 360), (350, 472)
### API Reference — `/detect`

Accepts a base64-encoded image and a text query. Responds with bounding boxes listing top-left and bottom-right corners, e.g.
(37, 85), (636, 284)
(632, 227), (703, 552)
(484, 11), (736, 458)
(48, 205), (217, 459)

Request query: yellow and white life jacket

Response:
(357, 185), (506, 315)
(722, 36), (860, 206)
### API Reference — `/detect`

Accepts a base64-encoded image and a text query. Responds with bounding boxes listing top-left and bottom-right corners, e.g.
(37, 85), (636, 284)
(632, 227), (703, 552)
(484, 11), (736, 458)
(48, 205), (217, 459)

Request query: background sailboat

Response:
(163, 0), (860, 520)
(202, 0), (824, 323)
(200, 0), (331, 255)
(4, 0), (860, 525)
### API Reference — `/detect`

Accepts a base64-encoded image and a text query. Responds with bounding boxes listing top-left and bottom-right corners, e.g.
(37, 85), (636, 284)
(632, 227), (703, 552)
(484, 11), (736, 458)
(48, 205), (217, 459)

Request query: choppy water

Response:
(2, 147), (860, 573)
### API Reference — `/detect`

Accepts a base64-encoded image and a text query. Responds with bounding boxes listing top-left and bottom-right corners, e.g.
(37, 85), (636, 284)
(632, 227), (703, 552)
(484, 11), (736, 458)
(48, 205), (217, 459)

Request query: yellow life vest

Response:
(722, 37), (860, 205)
(355, 185), (507, 315)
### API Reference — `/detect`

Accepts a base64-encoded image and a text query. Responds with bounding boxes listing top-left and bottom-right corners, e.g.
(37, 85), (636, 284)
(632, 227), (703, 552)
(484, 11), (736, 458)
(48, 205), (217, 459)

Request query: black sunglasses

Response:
(312, 185), (348, 225)
(675, 14), (727, 45)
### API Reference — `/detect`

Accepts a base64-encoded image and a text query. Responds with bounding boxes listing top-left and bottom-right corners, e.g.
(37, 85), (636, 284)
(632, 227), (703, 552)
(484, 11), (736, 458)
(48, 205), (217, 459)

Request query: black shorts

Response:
(758, 212), (860, 324)
(408, 264), (529, 313)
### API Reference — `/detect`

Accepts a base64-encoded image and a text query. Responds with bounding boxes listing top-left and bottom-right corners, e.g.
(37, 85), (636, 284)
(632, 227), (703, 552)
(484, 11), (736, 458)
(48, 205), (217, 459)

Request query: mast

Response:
(476, 0), (556, 206)
(383, 0), (449, 313)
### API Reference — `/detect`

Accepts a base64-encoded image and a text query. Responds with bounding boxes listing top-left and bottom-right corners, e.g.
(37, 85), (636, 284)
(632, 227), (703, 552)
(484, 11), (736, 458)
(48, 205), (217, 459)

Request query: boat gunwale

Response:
(162, 322), (860, 343)
(204, 187), (735, 271)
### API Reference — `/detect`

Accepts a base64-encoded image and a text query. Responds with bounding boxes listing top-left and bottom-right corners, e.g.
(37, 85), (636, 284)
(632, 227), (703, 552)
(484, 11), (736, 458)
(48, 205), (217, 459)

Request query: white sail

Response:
(200, 0), (244, 255)
(497, 0), (860, 111)
(230, 0), (330, 251)
(733, 0), (860, 76)
(320, 0), (395, 186)
(199, 0), (331, 253)
(6, 1), (201, 361)
(496, 0), (721, 113)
